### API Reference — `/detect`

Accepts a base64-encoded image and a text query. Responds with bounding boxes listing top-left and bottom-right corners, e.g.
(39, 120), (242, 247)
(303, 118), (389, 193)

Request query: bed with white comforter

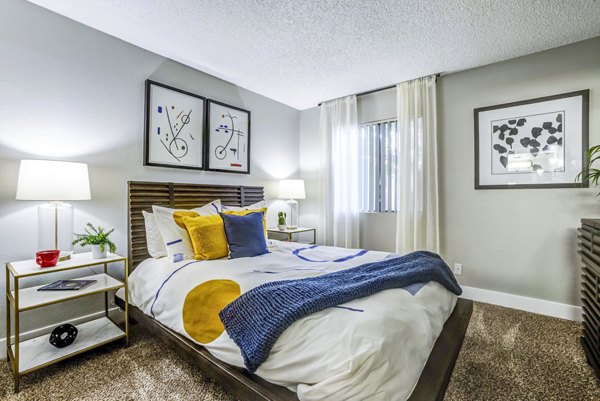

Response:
(118, 240), (457, 401)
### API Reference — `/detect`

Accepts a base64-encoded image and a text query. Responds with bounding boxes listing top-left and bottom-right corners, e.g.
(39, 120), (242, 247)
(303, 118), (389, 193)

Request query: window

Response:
(359, 120), (398, 212)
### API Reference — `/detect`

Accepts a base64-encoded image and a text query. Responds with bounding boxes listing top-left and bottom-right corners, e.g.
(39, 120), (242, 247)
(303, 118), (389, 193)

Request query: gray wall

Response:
(299, 37), (600, 306)
(439, 37), (599, 306)
(357, 88), (396, 124)
(298, 107), (322, 242)
(0, 0), (299, 347)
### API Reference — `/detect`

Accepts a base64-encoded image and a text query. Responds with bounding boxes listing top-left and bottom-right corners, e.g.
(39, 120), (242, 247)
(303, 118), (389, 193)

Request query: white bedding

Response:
(118, 240), (457, 401)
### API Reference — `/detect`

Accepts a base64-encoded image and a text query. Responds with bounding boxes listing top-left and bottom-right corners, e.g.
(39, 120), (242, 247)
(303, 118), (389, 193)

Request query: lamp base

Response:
(286, 199), (299, 229)
(38, 202), (74, 256)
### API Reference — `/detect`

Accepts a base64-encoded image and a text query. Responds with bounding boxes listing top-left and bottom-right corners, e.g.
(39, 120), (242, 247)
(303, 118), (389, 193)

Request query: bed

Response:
(117, 180), (473, 401)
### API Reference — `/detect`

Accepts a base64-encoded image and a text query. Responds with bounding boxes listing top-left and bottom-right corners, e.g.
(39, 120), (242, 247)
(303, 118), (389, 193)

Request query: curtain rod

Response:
(317, 73), (441, 107)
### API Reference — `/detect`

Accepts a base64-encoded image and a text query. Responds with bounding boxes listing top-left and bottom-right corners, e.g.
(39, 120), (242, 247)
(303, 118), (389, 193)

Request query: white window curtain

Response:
(320, 95), (360, 248)
(396, 75), (439, 254)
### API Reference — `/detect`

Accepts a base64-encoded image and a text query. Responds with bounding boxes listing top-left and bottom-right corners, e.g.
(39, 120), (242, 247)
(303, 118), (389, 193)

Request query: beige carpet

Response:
(445, 302), (599, 401)
(1, 302), (598, 400)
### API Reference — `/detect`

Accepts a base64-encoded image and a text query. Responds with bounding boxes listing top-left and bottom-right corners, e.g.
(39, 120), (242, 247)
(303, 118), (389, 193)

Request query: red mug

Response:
(36, 250), (60, 268)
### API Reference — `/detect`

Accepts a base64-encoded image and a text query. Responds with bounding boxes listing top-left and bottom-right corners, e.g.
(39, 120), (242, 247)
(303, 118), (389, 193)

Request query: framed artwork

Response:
(144, 80), (206, 170)
(206, 100), (251, 174)
(475, 90), (589, 189)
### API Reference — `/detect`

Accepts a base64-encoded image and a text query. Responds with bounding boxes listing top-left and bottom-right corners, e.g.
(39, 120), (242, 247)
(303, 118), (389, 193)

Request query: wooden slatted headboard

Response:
(128, 181), (264, 269)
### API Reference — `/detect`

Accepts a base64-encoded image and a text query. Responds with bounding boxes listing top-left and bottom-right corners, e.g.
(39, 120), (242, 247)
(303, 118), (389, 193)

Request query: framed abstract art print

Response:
(144, 80), (206, 170)
(474, 90), (589, 189)
(206, 100), (251, 174)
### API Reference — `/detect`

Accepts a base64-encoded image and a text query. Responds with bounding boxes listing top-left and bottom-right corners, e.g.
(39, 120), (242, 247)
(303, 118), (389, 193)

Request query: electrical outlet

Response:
(453, 263), (462, 276)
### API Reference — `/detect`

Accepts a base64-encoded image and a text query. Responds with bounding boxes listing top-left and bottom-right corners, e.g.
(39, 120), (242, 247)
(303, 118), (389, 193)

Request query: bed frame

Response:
(123, 180), (473, 401)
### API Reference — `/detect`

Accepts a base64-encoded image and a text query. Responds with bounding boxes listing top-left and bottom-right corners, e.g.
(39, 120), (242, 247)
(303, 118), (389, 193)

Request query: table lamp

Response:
(16, 160), (91, 261)
(279, 179), (305, 229)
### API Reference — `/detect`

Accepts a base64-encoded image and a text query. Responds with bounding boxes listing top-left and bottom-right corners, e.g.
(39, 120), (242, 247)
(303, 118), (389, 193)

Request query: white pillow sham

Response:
(152, 200), (221, 260)
(221, 200), (266, 212)
(142, 211), (167, 258)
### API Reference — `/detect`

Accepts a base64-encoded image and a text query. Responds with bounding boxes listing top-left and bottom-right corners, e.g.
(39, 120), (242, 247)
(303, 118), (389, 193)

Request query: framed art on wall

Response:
(206, 100), (251, 174)
(474, 90), (589, 189)
(144, 80), (206, 170)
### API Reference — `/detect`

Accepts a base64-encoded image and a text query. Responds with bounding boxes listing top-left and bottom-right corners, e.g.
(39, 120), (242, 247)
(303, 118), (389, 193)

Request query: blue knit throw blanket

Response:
(219, 250), (462, 372)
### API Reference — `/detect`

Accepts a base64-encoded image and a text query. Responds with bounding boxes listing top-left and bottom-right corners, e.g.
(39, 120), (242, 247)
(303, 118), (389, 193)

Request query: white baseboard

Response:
(0, 307), (120, 361)
(461, 285), (582, 321)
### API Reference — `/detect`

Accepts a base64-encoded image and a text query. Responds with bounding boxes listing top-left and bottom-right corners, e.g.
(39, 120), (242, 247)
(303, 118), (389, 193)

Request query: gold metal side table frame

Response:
(267, 227), (316, 245)
(5, 254), (129, 393)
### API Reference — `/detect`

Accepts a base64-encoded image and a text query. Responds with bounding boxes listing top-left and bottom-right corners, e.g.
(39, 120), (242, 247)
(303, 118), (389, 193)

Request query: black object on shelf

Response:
(49, 324), (78, 348)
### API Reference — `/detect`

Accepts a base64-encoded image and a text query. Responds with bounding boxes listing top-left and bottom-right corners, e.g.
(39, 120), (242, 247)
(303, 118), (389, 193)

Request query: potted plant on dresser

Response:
(278, 211), (287, 231)
(73, 223), (116, 258)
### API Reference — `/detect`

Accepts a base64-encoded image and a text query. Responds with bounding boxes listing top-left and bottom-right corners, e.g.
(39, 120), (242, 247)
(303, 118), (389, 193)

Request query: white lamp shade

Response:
(16, 160), (91, 201)
(279, 179), (305, 199)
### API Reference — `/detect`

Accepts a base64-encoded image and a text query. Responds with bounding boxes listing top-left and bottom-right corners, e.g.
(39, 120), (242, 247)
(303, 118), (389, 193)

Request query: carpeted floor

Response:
(1, 302), (598, 400)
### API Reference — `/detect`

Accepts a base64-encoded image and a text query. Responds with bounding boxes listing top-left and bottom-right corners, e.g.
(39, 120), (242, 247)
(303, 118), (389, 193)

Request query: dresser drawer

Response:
(582, 326), (600, 367)
(579, 225), (600, 254)
(582, 268), (600, 304)
(581, 223), (600, 236)
(584, 320), (598, 343)
(580, 251), (600, 280)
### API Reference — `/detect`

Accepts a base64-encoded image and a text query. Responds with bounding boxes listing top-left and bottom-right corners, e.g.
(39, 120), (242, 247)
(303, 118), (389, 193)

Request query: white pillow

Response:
(221, 200), (265, 212)
(142, 211), (167, 258)
(152, 200), (221, 260)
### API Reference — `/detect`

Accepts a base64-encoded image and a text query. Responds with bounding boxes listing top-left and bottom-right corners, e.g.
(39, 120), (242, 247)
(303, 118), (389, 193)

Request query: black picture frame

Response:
(144, 80), (207, 170)
(206, 99), (251, 174)
(474, 90), (589, 189)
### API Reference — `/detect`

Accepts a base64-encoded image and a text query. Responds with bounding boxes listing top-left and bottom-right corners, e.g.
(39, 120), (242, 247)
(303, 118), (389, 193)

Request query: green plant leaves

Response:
(73, 223), (116, 253)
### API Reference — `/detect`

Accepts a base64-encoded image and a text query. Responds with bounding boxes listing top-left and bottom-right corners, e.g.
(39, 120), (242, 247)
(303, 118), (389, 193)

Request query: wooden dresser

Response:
(579, 218), (600, 379)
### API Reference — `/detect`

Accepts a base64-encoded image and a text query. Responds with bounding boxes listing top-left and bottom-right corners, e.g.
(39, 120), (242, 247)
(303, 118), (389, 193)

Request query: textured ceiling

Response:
(26, 0), (600, 110)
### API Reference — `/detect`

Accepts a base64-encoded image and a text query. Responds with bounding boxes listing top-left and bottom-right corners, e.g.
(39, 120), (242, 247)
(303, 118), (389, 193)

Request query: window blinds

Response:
(359, 120), (398, 212)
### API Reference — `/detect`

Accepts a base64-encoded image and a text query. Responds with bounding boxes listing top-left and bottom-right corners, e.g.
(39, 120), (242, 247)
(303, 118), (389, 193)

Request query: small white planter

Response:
(277, 224), (286, 231)
(91, 245), (107, 259)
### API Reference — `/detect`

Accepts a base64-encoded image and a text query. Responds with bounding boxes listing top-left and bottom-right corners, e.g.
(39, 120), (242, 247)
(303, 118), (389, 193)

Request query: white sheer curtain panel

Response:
(396, 75), (439, 254)
(320, 95), (360, 248)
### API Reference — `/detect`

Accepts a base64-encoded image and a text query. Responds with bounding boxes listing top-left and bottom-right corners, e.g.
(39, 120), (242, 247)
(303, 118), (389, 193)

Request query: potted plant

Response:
(277, 212), (287, 231)
(73, 223), (117, 259)
(577, 145), (600, 194)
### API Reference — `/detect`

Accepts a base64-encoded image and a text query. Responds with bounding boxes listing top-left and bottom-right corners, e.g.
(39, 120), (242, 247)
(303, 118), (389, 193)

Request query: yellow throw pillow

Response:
(182, 215), (229, 260)
(221, 208), (268, 238)
(152, 200), (221, 260)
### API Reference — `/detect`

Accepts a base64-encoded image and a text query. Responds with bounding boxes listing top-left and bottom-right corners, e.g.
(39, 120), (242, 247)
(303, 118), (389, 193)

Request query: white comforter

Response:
(120, 241), (457, 401)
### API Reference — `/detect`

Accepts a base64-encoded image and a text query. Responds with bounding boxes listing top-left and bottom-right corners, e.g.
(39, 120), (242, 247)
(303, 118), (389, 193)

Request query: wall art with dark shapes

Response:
(144, 80), (206, 170)
(475, 90), (588, 189)
(206, 100), (251, 174)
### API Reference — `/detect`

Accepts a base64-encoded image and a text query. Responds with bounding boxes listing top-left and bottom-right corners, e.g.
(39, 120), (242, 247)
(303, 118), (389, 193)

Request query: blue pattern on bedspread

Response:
(150, 260), (203, 317)
(292, 245), (369, 262)
(219, 250), (462, 372)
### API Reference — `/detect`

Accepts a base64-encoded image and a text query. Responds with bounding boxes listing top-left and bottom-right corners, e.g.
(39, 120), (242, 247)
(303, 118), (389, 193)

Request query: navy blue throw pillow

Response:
(221, 212), (269, 259)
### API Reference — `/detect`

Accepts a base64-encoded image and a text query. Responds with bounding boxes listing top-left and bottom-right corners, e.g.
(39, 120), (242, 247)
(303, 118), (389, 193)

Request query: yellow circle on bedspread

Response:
(182, 279), (241, 344)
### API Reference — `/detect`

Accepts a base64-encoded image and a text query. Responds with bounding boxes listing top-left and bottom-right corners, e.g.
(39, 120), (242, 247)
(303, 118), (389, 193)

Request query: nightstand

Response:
(267, 227), (316, 244)
(5, 252), (129, 392)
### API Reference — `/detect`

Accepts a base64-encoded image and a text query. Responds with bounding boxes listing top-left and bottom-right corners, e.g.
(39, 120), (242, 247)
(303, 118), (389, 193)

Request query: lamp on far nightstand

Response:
(16, 160), (91, 261)
(279, 179), (305, 229)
